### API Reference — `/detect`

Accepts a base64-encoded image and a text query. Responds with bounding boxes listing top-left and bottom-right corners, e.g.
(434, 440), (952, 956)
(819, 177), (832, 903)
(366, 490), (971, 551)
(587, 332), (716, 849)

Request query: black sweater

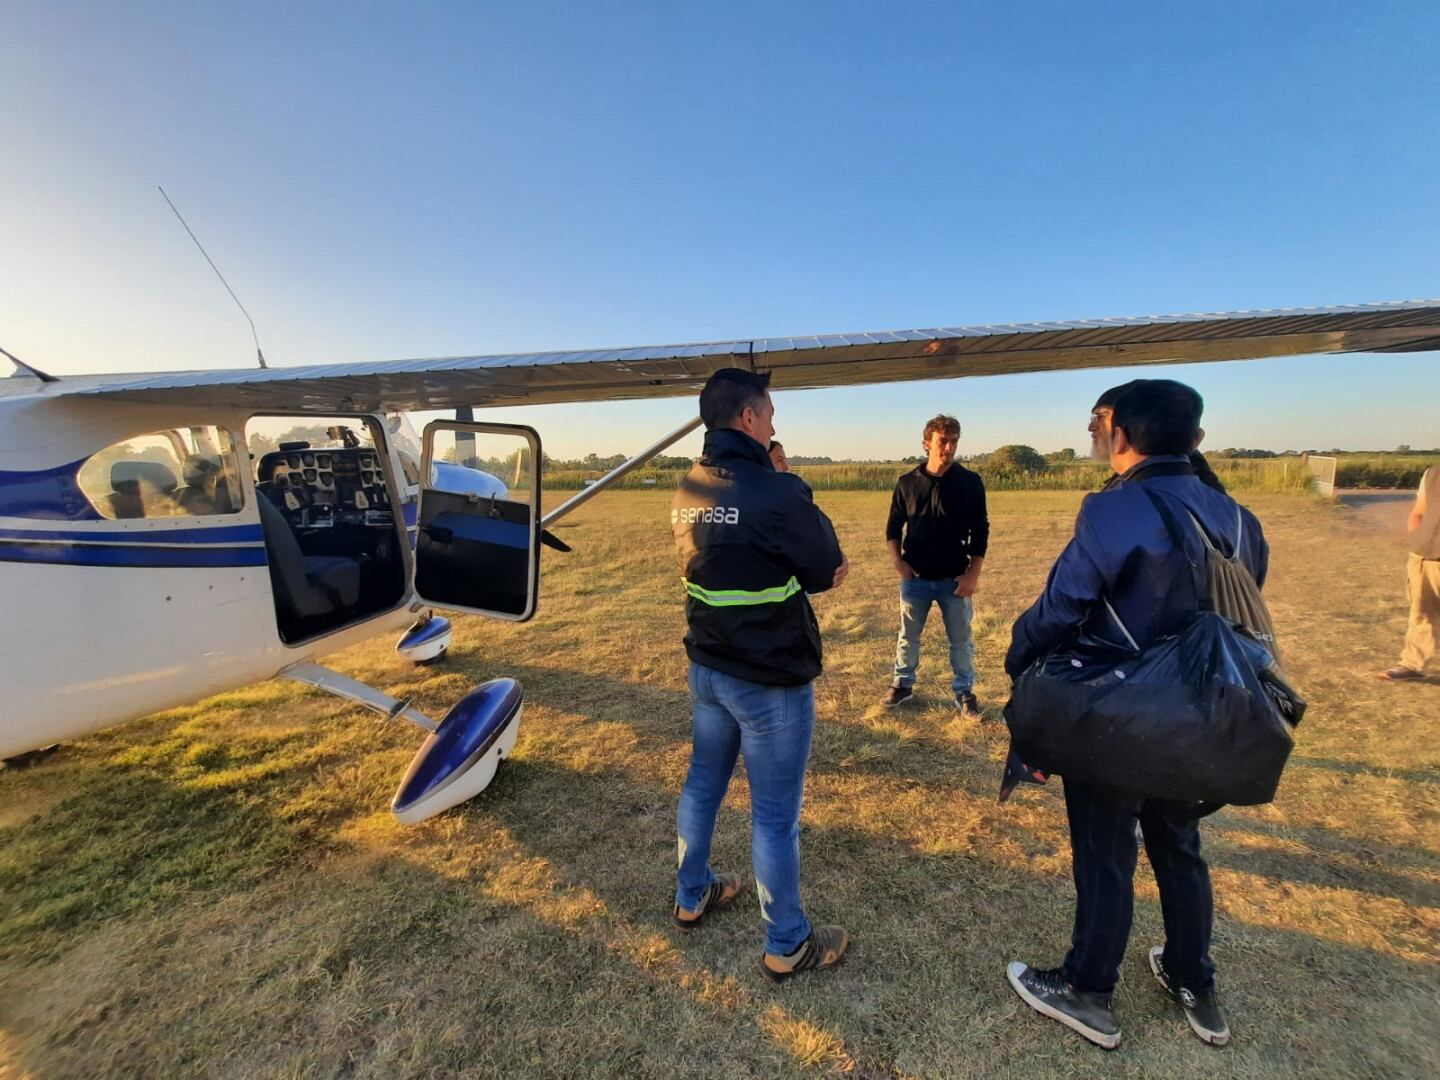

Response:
(885, 464), (989, 580)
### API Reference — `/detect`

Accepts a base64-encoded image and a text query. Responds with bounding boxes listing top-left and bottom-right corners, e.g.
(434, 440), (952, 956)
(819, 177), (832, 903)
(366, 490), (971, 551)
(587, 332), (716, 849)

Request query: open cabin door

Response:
(413, 421), (542, 621)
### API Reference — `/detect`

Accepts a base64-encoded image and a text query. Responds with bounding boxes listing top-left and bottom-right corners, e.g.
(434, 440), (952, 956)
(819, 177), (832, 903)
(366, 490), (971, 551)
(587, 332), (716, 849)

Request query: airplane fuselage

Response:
(0, 391), (419, 758)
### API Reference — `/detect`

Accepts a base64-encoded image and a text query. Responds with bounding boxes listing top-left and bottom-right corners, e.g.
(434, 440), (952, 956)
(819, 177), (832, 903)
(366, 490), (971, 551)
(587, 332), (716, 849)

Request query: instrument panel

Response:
(259, 446), (394, 525)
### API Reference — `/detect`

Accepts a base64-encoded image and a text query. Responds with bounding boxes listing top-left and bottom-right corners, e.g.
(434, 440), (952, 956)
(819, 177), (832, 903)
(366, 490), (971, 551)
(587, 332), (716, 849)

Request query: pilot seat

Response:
(257, 494), (362, 638)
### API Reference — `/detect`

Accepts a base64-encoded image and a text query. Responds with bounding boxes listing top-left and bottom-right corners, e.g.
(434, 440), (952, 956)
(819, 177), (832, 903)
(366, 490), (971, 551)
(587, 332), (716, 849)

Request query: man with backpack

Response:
(1090, 380), (1227, 493)
(1003, 380), (1269, 1050)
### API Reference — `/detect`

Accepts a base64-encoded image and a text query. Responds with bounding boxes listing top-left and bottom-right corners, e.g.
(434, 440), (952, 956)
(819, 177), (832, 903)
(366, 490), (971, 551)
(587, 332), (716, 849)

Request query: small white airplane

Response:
(3, 301), (1437, 822)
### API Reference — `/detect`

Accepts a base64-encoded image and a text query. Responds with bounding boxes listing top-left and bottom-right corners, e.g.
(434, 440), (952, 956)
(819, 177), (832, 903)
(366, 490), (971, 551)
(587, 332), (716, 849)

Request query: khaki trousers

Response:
(1399, 552), (1440, 672)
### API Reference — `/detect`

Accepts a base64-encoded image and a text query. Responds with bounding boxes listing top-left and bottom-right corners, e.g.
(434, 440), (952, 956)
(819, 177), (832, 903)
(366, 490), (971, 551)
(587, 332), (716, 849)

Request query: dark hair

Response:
(1111, 379), (1203, 456)
(1094, 379), (1144, 411)
(922, 414), (960, 442)
(768, 439), (783, 451)
(700, 368), (771, 430)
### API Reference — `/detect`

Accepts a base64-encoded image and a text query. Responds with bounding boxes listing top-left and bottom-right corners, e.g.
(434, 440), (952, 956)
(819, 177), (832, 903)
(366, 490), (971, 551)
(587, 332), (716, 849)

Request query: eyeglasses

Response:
(1089, 409), (1113, 425)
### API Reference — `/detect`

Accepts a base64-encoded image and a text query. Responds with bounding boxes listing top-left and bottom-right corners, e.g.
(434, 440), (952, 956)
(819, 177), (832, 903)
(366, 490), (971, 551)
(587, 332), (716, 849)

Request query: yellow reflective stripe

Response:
(682, 576), (802, 607)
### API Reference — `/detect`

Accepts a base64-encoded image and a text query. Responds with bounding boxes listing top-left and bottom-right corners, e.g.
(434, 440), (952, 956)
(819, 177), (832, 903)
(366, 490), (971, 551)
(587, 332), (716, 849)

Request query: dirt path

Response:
(1337, 489), (1415, 540)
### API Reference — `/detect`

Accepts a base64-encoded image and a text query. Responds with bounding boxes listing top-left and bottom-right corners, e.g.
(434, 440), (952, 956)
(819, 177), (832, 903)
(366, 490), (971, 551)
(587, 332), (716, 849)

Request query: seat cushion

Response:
(305, 556), (361, 607)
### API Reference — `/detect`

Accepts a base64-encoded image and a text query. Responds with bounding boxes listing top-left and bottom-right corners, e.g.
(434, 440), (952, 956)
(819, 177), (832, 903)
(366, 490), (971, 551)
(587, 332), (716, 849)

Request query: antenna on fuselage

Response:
(158, 186), (269, 370)
(0, 345), (59, 383)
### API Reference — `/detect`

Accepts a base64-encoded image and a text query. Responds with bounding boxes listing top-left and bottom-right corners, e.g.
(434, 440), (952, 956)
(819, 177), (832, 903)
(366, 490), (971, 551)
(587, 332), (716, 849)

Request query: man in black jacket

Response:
(883, 414), (989, 717)
(670, 368), (850, 982)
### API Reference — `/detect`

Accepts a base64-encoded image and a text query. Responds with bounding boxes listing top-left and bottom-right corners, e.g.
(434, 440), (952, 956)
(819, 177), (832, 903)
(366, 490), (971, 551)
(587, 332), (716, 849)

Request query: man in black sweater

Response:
(883, 414), (989, 717)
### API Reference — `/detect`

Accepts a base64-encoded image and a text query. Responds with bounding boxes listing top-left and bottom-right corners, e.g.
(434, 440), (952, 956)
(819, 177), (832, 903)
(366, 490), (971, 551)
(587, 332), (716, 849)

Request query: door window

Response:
(414, 423), (541, 621)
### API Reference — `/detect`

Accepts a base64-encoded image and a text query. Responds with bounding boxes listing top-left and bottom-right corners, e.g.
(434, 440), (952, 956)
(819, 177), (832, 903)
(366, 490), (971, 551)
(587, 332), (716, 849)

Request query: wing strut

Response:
(541, 415), (703, 528)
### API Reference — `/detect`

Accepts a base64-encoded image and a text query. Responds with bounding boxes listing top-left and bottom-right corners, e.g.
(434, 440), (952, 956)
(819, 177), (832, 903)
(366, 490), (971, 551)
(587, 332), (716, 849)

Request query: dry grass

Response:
(1, 491), (1437, 1078)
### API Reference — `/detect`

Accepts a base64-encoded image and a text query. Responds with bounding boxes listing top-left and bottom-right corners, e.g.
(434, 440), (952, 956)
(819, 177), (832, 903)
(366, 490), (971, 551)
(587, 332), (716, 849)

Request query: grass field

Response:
(2, 491), (1437, 1078)
(544, 457), (1325, 493)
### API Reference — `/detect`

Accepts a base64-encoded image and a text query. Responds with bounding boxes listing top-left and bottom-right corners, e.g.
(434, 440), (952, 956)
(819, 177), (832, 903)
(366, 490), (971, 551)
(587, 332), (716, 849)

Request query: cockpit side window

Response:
(76, 427), (245, 520)
(384, 412), (423, 487)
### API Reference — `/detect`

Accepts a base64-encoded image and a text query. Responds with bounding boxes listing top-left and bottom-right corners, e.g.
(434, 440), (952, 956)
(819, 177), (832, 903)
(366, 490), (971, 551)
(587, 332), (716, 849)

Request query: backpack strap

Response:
(1139, 487), (1213, 613)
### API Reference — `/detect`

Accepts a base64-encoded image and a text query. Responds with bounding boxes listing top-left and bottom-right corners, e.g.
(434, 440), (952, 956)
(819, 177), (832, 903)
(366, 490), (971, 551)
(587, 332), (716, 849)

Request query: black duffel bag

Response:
(1005, 489), (1305, 806)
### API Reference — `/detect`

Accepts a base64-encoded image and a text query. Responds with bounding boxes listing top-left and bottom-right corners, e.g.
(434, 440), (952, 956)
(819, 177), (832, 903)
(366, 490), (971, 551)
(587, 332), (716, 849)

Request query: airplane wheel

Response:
(3, 744), (60, 769)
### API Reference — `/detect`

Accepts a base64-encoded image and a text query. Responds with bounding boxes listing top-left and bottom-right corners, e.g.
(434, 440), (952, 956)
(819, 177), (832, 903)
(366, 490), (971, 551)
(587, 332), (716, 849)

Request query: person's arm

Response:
(887, 537), (915, 580)
(886, 482), (916, 579)
(1005, 498), (1107, 677)
(954, 556), (983, 597)
(954, 474), (988, 597)
(779, 483), (845, 594)
(1409, 471), (1429, 533)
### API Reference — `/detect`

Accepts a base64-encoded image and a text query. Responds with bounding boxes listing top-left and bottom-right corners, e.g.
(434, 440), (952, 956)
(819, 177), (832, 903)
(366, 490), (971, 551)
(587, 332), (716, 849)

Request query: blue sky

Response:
(2, 1), (1437, 458)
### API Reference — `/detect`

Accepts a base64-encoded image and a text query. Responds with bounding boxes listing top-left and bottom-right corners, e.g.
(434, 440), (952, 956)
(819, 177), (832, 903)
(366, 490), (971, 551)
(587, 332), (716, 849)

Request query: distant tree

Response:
(276, 425), (330, 447)
(1398, 444), (1411, 453)
(988, 444), (1047, 473)
(1044, 448), (1077, 463)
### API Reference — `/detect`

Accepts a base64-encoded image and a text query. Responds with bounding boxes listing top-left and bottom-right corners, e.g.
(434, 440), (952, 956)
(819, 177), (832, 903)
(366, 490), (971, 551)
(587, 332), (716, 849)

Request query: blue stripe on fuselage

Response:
(0, 458), (104, 521)
(0, 523), (264, 545)
(0, 540), (268, 568)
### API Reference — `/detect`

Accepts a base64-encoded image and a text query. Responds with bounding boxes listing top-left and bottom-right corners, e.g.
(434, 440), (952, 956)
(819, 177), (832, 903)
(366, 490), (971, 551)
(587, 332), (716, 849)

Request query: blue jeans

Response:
(1061, 779), (1216, 995)
(893, 577), (975, 695)
(676, 662), (815, 955)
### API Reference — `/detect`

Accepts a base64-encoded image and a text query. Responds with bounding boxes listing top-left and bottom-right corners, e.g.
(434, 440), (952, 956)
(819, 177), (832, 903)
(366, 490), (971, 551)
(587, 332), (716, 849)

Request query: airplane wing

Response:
(53, 299), (1440, 413)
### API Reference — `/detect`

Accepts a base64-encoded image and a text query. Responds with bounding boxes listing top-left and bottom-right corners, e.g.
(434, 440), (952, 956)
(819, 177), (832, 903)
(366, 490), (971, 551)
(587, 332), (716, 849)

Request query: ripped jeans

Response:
(676, 662), (815, 955)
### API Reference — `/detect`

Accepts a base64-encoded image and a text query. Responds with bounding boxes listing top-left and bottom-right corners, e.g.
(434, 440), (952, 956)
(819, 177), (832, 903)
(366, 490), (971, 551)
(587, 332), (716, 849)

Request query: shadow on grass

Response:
(1287, 754), (1440, 786)
(475, 751), (1440, 1077)
(442, 656), (1440, 913)
(4, 665), (1438, 1077)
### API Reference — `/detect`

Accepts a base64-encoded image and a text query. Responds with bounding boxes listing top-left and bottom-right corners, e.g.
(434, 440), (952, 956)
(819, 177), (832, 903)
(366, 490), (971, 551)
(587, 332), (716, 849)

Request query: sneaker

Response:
(672, 873), (748, 932)
(954, 691), (982, 720)
(759, 926), (849, 983)
(1378, 666), (1423, 681)
(1148, 946), (1230, 1046)
(1005, 962), (1121, 1050)
(882, 683), (915, 707)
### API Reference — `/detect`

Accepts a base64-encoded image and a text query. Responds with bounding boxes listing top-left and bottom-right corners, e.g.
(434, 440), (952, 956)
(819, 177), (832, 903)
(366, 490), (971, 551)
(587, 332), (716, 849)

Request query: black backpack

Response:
(1005, 488), (1305, 806)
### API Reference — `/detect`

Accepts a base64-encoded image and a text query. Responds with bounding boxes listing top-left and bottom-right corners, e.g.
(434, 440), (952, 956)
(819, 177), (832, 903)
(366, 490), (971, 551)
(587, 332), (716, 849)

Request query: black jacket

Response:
(885, 463), (989, 580)
(672, 428), (844, 686)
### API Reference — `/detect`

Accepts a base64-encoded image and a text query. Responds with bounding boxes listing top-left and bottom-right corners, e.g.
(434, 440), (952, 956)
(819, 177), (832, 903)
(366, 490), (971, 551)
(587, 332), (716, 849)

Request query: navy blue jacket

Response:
(1005, 456), (1268, 679)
